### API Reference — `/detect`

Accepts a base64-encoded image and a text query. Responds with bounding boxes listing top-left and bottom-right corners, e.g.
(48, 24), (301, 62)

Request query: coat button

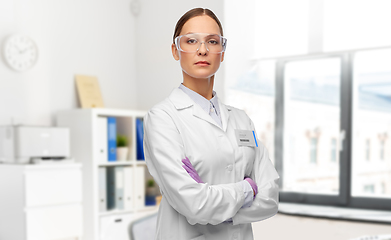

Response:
(227, 164), (233, 171)
(232, 232), (239, 240)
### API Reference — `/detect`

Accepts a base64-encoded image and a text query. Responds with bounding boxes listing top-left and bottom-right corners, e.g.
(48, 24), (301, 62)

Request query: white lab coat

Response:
(144, 88), (279, 240)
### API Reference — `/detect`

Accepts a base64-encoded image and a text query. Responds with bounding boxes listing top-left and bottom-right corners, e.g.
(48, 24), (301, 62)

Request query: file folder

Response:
(99, 167), (107, 212)
(136, 118), (144, 160)
(115, 166), (124, 210)
(106, 167), (116, 210)
(107, 166), (125, 210)
(97, 117), (108, 163)
(123, 166), (133, 210)
(107, 117), (117, 161)
(134, 166), (145, 209)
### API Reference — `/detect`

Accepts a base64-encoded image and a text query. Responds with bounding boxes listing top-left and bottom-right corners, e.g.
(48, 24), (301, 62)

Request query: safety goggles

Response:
(174, 33), (227, 54)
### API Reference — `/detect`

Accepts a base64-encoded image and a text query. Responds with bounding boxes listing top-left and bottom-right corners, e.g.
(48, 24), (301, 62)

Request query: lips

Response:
(195, 61), (210, 66)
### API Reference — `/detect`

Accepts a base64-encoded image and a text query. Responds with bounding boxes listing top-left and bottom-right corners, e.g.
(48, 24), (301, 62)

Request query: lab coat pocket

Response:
(191, 235), (205, 240)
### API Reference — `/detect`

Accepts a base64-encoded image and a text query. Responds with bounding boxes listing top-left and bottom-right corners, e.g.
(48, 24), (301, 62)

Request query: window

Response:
(351, 49), (391, 200)
(310, 137), (318, 164)
(331, 138), (337, 162)
(365, 139), (371, 161)
(381, 182), (386, 194)
(364, 184), (375, 194)
(379, 139), (385, 161)
(225, 0), (391, 210)
(276, 49), (391, 209)
(282, 57), (340, 195)
(225, 60), (276, 165)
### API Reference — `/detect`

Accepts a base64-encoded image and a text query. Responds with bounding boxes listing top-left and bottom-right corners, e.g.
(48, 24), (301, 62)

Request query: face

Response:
(172, 15), (225, 79)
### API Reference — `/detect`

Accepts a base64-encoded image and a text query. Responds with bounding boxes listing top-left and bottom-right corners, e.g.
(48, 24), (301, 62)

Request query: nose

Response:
(197, 42), (209, 56)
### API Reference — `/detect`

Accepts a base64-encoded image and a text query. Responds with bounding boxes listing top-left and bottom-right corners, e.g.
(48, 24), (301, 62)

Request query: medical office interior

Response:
(0, 0), (390, 239)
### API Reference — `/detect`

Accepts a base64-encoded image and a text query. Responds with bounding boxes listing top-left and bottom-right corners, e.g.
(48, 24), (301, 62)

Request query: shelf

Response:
(58, 108), (146, 118)
(97, 161), (146, 167)
(56, 108), (148, 240)
(94, 108), (147, 118)
(99, 209), (135, 217)
(98, 161), (133, 167)
(98, 205), (158, 217)
(134, 161), (146, 166)
(137, 205), (159, 213)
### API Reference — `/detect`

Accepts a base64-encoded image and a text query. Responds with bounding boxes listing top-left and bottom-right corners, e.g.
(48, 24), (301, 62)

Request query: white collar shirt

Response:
(178, 83), (222, 128)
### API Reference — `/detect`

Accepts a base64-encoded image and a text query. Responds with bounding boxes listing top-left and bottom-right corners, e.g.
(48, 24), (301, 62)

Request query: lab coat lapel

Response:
(218, 100), (231, 132)
(192, 104), (221, 129)
(168, 88), (223, 130)
(168, 88), (194, 110)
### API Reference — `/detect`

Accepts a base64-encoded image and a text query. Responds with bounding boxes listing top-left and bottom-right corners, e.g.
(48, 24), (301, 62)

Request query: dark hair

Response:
(173, 8), (224, 43)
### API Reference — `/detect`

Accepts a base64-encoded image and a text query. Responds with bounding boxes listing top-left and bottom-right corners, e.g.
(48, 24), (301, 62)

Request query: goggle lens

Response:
(176, 33), (227, 53)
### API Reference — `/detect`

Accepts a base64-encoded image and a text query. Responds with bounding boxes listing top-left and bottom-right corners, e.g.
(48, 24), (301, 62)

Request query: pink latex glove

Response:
(244, 177), (258, 199)
(182, 157), (204, 183)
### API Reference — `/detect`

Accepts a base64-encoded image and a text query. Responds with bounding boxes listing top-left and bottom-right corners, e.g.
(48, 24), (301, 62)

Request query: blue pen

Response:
(252, 131), (258, 147)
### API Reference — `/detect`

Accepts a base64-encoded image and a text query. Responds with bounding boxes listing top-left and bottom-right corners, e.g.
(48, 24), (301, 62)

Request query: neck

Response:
(182, 72), (215, 100)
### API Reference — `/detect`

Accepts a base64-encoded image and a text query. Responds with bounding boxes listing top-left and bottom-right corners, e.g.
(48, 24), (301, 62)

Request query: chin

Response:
(187, 72), (215, 79)
(183, 68), (220, 79)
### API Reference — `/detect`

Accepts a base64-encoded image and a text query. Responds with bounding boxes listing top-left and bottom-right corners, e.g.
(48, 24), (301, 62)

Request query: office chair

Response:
(129, 212), (158, 240)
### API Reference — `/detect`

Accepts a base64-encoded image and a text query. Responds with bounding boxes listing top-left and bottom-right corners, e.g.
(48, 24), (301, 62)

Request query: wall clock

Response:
(3, 34), (38, 72)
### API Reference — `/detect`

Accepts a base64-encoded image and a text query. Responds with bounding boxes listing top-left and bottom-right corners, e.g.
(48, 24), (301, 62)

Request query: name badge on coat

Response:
(235, 129), (258, 147)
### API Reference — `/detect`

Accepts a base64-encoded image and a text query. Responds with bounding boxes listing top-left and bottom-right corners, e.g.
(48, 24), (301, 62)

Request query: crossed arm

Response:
(182, 156), (258, 201)
(144, 108), (279, 225)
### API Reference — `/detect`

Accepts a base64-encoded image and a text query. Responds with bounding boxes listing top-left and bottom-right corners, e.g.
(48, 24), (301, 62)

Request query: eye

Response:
(186, 38), (198, 44)
(208, 39), (219, 45)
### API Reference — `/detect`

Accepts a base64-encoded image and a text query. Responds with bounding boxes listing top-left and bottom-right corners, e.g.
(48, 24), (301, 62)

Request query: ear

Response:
(172, 43), (180, 61)
(220, 52), (225, 62)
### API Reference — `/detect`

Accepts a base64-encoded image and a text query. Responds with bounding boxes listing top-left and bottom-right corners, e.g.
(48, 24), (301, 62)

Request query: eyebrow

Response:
(184, 32), (220, 36)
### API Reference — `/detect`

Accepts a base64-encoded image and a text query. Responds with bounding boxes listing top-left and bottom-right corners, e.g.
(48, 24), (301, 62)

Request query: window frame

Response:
(274, 50), (391, 211)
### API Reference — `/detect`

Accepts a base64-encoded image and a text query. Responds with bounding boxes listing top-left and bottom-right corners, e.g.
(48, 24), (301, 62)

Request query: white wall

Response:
(134, 0), (225, 110)
(0, 0), (226, 124)
(0, 0), (138, 126)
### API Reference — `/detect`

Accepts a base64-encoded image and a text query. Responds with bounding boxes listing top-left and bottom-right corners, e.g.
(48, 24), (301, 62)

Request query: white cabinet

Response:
(56, 108), (158, 240)
(0, 164), (83, 240)
(100, 213), (133, 240)
(25, 167), (82, 207)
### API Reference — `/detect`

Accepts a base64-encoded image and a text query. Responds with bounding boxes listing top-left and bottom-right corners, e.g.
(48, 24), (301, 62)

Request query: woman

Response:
(143, 8), (279, 240)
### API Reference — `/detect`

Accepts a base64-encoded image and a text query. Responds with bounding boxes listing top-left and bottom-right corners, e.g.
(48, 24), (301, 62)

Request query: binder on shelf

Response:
(106, 167), (116, 210)
(123, 166), (133, 210)
(99, 167), (107, 212)
(107, 117), (117, 161)
(134, 166), (145, 209)
(115, 166), (124, 210)
(106, 166), (125, 210)
(136, 118), (145, 160)
(97, 117), (108, 163)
